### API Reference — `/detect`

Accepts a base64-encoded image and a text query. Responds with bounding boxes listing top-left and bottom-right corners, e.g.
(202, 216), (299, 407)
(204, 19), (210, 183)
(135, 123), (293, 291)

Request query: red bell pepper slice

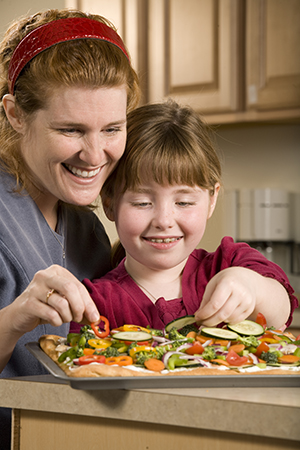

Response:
(75, 354), (106, 365)
(91, 316), (110, 338)
(255, 312), (267, 329)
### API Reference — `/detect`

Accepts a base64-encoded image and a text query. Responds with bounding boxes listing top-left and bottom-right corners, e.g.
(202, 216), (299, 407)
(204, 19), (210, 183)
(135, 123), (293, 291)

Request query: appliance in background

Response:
(224, 188), (300, 278)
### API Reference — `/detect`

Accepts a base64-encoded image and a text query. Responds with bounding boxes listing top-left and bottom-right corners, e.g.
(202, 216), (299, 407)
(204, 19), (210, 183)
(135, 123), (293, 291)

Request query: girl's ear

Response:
(102, 195), (115, 221)
(2, 94), (25, 133)
(208, 183), (220, 219)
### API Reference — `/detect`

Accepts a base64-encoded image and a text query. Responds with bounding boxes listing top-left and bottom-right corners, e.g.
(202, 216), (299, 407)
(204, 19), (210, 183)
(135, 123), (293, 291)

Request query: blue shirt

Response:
(0, 170), (111, 447)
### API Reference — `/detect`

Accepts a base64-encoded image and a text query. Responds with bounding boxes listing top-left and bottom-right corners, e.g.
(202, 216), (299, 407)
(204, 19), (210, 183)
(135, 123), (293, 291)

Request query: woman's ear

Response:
(207, 183), (220, 219)
(2, 94), (25, 133)
(102, 195), (115, 221)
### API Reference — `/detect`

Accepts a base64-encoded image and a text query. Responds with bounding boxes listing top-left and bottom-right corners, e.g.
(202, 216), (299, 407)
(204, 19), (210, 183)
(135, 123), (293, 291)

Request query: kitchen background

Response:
(1, 0), (300, 329)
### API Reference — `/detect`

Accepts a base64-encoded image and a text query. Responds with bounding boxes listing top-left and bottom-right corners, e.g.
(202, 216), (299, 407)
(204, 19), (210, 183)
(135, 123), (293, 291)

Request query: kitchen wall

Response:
(0, 0), (65, 36)
(2, 1), (300, 290)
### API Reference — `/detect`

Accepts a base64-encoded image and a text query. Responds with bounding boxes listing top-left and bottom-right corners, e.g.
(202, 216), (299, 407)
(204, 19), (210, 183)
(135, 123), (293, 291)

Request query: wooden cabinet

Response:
(246, 0), (300, 112)
(147, 0), (243, 114)
(68, 0), (300, 123)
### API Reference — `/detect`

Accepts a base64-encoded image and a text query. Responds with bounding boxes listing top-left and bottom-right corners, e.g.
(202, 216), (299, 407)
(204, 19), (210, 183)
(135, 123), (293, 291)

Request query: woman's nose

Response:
(80, 135), (105, 165)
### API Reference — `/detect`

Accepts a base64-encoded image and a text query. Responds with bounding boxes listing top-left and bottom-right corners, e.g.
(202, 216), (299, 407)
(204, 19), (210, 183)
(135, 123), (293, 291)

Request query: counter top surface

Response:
(1, 375), (299, 441)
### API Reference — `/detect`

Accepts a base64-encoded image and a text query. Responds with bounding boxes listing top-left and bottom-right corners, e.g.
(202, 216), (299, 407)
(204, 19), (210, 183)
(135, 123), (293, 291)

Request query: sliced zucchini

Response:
(227, 320), (264, 337)
(112, 331), (152, 342)
(165, 315), (196, 332)
(201, 327), (239, 340)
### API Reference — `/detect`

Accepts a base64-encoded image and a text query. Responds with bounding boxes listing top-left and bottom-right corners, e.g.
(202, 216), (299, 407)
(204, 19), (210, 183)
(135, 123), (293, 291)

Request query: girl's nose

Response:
(152, 205), (175, 229)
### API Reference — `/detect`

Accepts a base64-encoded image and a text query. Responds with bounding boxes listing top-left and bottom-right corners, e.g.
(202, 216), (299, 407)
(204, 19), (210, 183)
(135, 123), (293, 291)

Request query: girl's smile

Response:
(114, 181), (219, 275)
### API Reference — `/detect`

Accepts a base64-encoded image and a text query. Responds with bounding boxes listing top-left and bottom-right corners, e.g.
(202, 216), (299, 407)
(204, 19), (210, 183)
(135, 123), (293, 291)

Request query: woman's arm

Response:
(0, 265), (100, 373)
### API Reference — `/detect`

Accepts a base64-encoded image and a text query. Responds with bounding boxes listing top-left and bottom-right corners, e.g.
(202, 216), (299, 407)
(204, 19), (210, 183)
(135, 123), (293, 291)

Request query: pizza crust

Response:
(39, 335), (300, 378)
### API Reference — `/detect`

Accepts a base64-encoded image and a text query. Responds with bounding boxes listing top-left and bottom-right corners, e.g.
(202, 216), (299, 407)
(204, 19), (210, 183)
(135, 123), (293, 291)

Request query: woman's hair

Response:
(0, 9), (140, 188)
(101, 99), (222, 266)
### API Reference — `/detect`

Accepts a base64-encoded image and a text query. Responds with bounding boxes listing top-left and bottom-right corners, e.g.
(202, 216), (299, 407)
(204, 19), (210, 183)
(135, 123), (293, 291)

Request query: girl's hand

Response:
(9, 265), (100, 336)
(194, 267), (259, 326)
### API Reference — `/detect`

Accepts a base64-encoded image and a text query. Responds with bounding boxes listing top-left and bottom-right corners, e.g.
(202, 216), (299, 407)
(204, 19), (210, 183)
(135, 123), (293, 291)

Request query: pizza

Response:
(39, 314), (300, 378)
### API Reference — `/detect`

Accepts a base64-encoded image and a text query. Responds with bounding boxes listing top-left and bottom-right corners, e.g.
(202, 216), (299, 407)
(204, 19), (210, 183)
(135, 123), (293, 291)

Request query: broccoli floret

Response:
(150, 328), (164, 337)
(260, 351), (278, 364)
(96, 346), (120, 358)
(155, 346), (168, 359)
(135, 352), (156, 366)
(168, 327), (186, 341)
(80, 325), (92, 333)
(170, 339), (193, 349)
(179, 324), (199, 336)
(237, 335), (260, 348)
(201, 347), (216, 361)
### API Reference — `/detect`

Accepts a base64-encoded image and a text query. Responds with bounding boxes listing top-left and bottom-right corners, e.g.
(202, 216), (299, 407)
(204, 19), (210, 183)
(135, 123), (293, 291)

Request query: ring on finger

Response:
(45, 288), (55, 305)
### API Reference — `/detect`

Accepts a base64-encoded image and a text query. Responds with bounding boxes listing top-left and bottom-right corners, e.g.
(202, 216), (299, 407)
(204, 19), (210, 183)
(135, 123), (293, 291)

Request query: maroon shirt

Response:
(70, 237), (298, 332)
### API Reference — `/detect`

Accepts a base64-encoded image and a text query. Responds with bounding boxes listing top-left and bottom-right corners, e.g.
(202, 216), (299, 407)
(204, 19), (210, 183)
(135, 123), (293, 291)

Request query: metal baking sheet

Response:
(26, 342), (300, 390)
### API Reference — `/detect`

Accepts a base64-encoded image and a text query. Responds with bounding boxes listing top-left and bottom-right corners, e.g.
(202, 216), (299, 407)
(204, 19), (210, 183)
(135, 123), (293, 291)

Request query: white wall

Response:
(0, 0), (65, 37)
(202, 123), (300, 251)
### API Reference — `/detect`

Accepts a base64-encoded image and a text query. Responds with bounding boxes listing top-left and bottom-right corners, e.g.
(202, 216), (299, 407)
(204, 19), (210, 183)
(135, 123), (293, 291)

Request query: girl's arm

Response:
(194, 266), (291, 328)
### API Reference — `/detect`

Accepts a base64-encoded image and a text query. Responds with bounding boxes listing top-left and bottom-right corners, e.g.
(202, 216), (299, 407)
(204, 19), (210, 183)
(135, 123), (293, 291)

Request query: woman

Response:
(0, 8), (140, 447)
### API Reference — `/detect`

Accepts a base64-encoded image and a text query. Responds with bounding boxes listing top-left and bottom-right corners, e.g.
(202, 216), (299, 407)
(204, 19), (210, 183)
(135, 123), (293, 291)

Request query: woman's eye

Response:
(59, 128), (80, 135)
(105, 126), (121, 134)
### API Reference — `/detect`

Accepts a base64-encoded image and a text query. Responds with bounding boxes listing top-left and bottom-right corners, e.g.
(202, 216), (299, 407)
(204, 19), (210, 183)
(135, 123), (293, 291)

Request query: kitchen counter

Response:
(1, 375), (299, 450)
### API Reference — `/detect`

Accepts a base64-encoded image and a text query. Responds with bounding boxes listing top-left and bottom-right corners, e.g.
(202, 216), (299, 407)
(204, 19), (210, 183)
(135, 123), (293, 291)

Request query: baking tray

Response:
(26, 342), (300, 390)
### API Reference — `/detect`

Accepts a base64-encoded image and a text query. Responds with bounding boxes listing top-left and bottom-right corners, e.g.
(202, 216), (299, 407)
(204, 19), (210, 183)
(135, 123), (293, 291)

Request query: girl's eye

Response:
(131, 202), (151, 207)
(177, 201), (195, 207)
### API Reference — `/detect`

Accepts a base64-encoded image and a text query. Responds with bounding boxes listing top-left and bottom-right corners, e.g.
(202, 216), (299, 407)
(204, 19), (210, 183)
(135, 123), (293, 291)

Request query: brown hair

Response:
(101, 99), (222, 265)
(0, 9), (140, 189)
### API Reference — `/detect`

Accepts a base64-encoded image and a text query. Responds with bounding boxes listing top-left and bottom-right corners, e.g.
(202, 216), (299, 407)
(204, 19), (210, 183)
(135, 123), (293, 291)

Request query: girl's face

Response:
(15, 85), (127, 216)
(113, 181), (219, 273)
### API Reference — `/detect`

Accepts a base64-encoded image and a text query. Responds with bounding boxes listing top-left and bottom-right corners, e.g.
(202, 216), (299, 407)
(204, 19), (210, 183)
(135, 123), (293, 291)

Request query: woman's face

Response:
(18, 85), (127, 215)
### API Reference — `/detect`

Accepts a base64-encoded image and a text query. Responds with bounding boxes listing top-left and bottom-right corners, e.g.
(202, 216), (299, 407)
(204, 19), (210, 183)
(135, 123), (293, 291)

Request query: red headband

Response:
(8, 17), (130, 94)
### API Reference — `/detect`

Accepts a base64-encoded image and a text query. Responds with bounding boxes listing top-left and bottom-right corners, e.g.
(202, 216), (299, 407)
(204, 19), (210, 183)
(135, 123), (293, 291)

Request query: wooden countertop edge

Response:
(0, 377), (299, 441)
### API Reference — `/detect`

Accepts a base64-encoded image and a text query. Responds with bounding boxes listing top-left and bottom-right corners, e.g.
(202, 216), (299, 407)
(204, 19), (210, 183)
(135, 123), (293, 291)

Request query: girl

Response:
(71, 100), (297, 333)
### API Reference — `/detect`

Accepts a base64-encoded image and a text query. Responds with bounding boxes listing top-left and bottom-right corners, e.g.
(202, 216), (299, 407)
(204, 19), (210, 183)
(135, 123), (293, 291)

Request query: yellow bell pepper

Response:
(88, 338), (112, 349)
(123, 324), (152, 334)
(129, 345), (157, 358)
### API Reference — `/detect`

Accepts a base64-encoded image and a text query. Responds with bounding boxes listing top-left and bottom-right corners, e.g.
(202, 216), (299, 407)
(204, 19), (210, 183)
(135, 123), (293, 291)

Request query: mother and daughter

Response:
(1, 8), (297, 450)
(71, 99), (297, 334)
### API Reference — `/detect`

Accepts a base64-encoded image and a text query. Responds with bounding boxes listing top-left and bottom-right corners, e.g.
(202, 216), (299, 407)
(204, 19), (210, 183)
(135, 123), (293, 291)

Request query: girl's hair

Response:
(0, 9), (140, 189)
(101, 99), (222, 266)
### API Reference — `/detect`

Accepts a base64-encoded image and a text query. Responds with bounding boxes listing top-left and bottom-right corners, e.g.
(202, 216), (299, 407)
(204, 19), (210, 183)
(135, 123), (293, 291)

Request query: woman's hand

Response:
(0, 264), (100, 373)
(194, 267), (290, 328)
(9, 265), (100, 336)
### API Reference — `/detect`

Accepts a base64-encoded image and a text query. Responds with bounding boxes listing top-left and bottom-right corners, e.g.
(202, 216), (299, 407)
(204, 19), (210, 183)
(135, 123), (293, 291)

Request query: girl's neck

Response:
(124, 257), (186, 302)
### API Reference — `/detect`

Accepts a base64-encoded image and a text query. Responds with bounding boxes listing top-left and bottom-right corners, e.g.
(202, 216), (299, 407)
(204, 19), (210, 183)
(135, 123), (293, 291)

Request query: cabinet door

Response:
(246, 0), (300, 111)
(147, 0), (242, 114)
